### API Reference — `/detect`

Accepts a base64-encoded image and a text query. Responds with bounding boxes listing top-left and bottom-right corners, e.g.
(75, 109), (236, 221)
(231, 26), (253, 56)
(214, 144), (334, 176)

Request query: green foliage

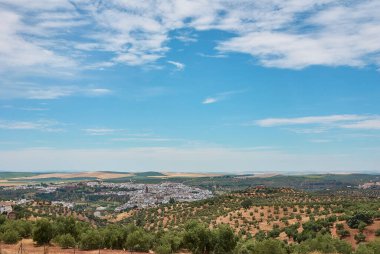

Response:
(55, 233), (76, 249)
(212, 224), (238, 254)
(367, 240), (380, 254)
(338, 229), (351, 238)
(52, 217), (78, 239)
(254, 239), (287, 254)
(100, 224), (128, 250)
(293, 234), (352, 254)
(255, 230), (267, 241)
(183, 221), (213, 254)
(0, 220), (32, 238)
(125, 228), (152, 252)
(0, 215), (6, 225)
(234, 239), (256, 254)
(336, 223), (345, 230)
(347, 212), (374, 229)
(155, 242), (172, 254)
(2, 229), (20, 244)
(241, 199), (253, 209)
(354, 244), (375, 254)
(268, 228), (281, 238)
(33, 219), (53, 245)
(156, 231), (183, 254)
(355, 233), (367, 244)
(234, 239), (286, 254)
(79, 229), (103, 250)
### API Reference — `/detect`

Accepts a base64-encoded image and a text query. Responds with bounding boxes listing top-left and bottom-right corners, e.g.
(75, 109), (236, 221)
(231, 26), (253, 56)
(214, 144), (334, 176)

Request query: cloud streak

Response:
(0, 82), (112, 100)
(255, 114), (380, 131)
(0, 119), (63, 132)
(167, 60), (185, 71)
(202, 90), (245, 104)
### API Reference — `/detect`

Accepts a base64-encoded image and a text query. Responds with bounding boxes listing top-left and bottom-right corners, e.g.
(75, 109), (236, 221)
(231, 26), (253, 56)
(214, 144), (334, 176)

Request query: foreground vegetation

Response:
(1, 187), (380, 253)
(0, 215), (380, 254)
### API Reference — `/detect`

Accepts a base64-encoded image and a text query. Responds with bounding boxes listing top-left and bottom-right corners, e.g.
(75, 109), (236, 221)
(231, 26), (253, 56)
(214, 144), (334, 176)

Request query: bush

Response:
(338, 229), (350, 238)
(293, 234), (352, 254)
(33, 219), (53, 245)
(212, 224), (238, 254)
(125, 229), (152, 252)
(268, 228), (281, 238)
(155, 242), (172, 254)
(358, 221), (367, 232)
(355, 233), (366, 243)
(347, 212), (373, 229)
(183, 221), (213, 254)
(254, 239), (287, 254)
(56, 234), (76, 249)
(79, 230), (103, 250)
(2, 229), (20, 244)
(336, 223), (344, 230)
(241, 199), (253, 209)
(354, 244), (375, 254)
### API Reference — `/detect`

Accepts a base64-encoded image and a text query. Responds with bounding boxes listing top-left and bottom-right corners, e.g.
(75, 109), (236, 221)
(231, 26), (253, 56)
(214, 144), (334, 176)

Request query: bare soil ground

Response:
(1, 239), (148, 254)
(0, 180), (37, 186)
(214, 205), (380, 248)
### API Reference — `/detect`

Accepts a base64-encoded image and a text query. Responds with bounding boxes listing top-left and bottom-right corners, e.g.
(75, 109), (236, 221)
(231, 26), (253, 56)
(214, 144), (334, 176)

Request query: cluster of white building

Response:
(2, 181), (213, 214)
(359, 181), (380, 189)
(4, 184), (58, 193)
(115, 182), (213, 211)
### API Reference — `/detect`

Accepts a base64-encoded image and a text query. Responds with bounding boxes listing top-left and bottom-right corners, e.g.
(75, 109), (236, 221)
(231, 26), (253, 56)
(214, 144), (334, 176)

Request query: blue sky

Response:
(0, 0), (380, 173)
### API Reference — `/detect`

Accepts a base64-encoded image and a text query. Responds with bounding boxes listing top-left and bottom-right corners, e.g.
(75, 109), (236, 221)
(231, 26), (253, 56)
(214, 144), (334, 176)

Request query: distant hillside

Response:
(0, 172), (39, 179)
(134, 171), (165, 177)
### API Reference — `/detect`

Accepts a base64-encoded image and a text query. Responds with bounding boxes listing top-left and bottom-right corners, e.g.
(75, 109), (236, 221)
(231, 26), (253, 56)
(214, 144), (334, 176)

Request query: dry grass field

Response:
(13, 172), (133, 180)
(0, 239), (148, 254)
(149, 172), (222, 178)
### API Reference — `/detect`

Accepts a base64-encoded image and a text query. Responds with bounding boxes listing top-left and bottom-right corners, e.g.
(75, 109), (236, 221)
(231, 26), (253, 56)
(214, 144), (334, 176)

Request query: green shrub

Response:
(33, 219), (53, 245)
(56, 234), (76, 249)
(2, 229), (20, 244)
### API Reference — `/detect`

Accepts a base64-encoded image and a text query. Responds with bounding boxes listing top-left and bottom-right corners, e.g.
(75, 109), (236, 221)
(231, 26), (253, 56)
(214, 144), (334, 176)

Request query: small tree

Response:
(56, 234), (76, 249)
(241, 199), (253, 209)
(79, 230), (103, 250)
(33, 219), (53, 245)
(125, 229), (152, 252)
(358, 221), (367, 232)
(355, 233), (366, 244)
(2, 229), (20, 244)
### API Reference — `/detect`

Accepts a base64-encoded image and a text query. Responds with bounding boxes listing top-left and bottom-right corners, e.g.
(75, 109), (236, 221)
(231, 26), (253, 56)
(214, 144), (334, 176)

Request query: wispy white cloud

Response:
(83, 128), (120, 136)
(341, 119), (380, 130)
(111, 137), (172, 142)
(0, 119), (63, 132)
(255, 114), (380, 131)
(19, 107), (49, 111)
(256, 115), (367, 127)
(0, 82), (112, 100)
(202, 97), (218, 104)
(310, 139), (331, 143)
(0, 7), (78, 74)
(202, 90), (245, 104)
(84, 88), (113, 96)
(197, 53), (227, 59)
(174, 30), (198, 43)
(167, 60), (185, 71)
